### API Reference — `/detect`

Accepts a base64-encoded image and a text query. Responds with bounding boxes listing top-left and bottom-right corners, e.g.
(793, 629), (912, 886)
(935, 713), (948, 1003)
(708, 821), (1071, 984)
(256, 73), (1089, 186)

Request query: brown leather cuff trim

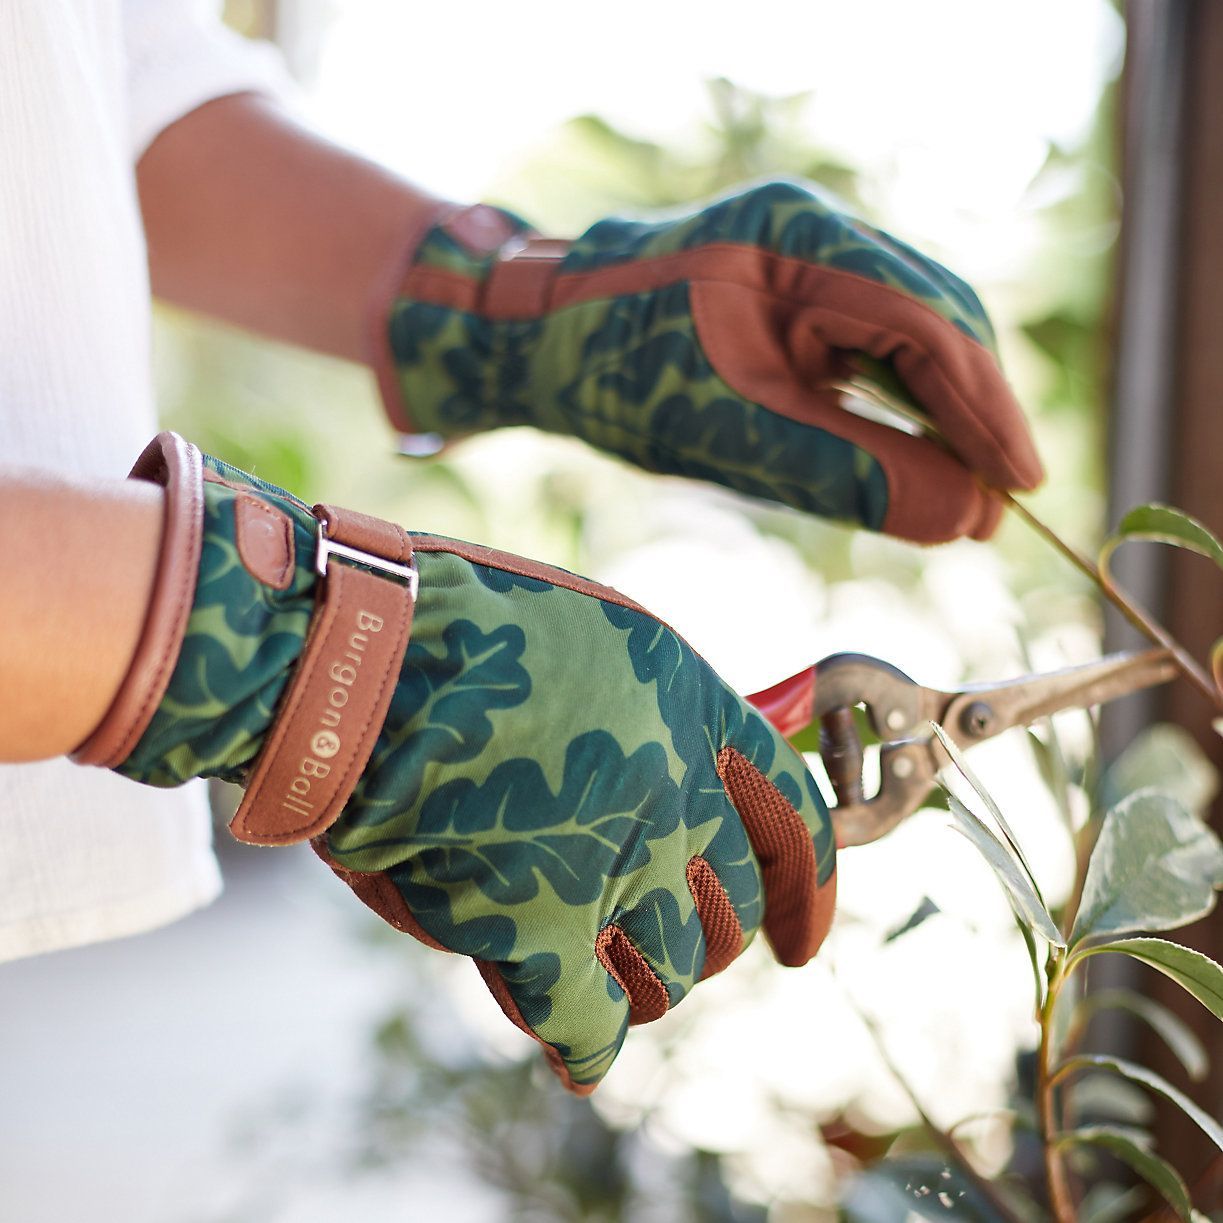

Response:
(230, 506), (416, 846)
(73, 432), (204, 767)
(686, 856), (744, 980)
(716, 746), (837, 967)
(315, 502), (412, 564)
(595, 924), (669, 1025)
(366, 196), (460, 436)
(410, 534), (655, 621)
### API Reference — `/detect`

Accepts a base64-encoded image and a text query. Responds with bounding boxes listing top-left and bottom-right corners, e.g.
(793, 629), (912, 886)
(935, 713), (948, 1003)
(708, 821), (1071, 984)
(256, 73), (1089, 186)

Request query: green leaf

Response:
(1017, 915), (1045, 1011)
(945, 793), (1065, 946)
(1067, 1074), (1154, 1127)
(931, 722), (1046, 906)
(1056, 1126), (1200, 1221)
(839, 1155), (1018, 1221)
(1096, 724), (1219, 819)
(1100, 503), (1223, 573)
(884, 896), (941, 944)
(1053, 1054), (1223, 1154)
(1077, 989), (1209, 1081)
(1021, 310), (1097, 408)
(1078, 1183), (1153, 1223)
(1069, 790), (1223, 946)
(1026, 727), (1063, 794)
(1071, 937), (1223, 1020)
(1026, 727), (1075, 832)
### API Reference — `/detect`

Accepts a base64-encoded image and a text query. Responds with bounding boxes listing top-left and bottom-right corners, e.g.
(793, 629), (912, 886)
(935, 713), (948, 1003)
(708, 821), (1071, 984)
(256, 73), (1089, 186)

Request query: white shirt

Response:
(0, 0), (290, 961)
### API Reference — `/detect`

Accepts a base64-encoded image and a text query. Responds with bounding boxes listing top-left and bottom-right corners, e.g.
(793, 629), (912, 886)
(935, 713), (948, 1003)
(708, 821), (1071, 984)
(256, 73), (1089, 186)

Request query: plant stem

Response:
(855, 1006), (1028, 1223)
(839, 374), (1222, 709)
(1036, 952), (1076, 1223)
(1002, 493), (1221, 709)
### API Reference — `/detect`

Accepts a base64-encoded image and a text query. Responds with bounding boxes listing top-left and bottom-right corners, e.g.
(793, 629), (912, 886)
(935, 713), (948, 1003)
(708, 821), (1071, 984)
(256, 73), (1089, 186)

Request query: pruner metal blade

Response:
(747, 647), (1178, 849)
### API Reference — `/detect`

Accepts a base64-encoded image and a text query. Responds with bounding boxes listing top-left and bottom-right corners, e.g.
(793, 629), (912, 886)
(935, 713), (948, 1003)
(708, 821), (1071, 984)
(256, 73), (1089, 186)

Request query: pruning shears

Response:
(746, 648), (1179, 849)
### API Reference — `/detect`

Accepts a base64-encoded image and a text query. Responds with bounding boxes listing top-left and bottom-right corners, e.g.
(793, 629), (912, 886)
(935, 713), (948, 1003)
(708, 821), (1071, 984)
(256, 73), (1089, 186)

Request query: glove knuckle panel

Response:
(685, 855), (743, 979)
(716, 745), (836, 967)
(595, 923), (669, 1025)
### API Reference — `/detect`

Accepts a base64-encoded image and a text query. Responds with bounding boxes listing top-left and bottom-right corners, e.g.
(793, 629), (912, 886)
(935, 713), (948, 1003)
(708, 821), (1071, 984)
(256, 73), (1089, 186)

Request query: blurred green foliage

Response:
(353, 1002), (767, 1223)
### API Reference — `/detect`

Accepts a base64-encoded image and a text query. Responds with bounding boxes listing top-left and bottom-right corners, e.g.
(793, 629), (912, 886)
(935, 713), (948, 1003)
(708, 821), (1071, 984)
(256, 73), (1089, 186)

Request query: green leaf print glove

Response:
(76, 433), (837, 1095)
(374, 180), (1043, 545)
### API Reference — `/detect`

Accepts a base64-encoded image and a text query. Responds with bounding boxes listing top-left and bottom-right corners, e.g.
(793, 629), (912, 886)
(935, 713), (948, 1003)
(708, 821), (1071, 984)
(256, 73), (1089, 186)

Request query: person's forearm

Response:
(136, 92), (450, 363)
(0, 471), (162, 761)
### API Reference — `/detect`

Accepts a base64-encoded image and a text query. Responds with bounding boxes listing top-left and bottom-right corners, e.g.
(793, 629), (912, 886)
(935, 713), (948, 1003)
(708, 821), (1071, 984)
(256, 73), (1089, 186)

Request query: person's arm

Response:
(0, 471), (162, 761)
(136, 92), (449, 362)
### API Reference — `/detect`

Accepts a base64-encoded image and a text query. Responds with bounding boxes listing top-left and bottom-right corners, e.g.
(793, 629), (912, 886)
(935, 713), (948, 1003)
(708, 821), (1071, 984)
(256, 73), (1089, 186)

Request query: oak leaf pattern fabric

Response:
(115, 450), (836, 1093)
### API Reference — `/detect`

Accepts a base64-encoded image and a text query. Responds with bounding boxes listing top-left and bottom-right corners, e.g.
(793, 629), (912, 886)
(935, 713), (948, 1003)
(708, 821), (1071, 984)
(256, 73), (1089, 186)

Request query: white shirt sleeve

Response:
(123, 0), (298, 160)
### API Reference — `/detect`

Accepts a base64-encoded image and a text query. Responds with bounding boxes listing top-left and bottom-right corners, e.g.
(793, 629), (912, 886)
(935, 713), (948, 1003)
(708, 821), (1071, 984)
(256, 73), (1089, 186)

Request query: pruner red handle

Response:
(746, 666), (817, 739)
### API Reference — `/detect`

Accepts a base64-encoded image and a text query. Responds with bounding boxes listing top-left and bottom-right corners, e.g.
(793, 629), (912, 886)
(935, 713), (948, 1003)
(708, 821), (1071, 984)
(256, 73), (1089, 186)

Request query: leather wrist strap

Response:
(229, 503), (417, 847)
(73, 433), (206, 767)
(482, 236), (569, 317)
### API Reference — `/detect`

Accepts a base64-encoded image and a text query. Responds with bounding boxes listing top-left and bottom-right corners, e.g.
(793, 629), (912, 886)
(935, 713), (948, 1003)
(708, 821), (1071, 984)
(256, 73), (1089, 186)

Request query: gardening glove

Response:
(76, 433), (837, 1094)
(374, 180), (1042, 545)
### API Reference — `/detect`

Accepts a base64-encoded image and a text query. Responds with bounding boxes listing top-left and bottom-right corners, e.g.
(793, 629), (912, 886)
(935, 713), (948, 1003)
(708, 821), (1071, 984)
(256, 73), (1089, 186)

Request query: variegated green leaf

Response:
(1070, 791), (1223, 946)
(1071, 937), (1223, 1020)
(945, 793), (1063, 946)
(1053, 1055), (1223, 1154)
(1056, 1126), (1202, 1222)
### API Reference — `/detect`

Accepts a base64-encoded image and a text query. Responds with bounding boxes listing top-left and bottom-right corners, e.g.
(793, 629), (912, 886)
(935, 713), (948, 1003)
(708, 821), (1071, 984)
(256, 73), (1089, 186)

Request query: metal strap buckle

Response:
(316, 531), (419, 601)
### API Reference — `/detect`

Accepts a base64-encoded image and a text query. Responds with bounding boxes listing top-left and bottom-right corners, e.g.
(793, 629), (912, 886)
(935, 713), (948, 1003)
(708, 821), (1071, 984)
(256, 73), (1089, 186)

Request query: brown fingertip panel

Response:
(595, 924), (669, 1025)
(686, 855), (744, 979)
(716, 746), (837, 967)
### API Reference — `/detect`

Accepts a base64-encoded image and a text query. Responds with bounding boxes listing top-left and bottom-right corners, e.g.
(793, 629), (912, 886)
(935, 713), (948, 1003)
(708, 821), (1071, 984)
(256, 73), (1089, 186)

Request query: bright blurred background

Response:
(0, 1), (1133, 1219)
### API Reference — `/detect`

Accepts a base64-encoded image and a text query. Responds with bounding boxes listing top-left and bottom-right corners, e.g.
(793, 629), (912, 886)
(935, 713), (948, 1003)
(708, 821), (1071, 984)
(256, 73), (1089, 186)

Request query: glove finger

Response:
(830, 408), (1004, 542)
(691, 276), (1043, 498)
(715, 724), (837, 968)
(851, 218), (999, 351)
(681, 354), (1000, 542)
(685, 799), (767, 979)
(609, 881), (709, 1007)
(480, 869), (751, 1093)
(686, 854), (750, 980)
(808, 290), (1042, 493)
(477, 942), (635, 1097)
